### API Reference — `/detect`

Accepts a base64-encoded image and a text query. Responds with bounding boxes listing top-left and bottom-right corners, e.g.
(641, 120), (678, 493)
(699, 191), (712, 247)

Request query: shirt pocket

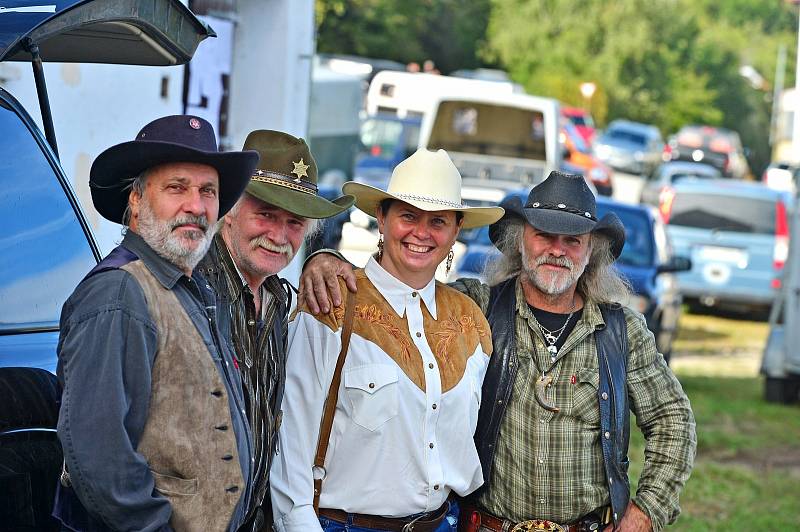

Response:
(344, 364), (399, 431)
(570, 367), (601, 427)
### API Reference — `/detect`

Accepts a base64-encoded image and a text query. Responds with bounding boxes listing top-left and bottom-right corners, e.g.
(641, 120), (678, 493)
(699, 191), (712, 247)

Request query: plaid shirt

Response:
(198, 234), (290, 525)
(451, 277), (696, 531)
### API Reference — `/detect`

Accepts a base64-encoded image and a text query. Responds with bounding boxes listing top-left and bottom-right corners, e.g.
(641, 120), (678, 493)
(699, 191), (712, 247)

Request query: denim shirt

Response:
(55, 231), (253, 532)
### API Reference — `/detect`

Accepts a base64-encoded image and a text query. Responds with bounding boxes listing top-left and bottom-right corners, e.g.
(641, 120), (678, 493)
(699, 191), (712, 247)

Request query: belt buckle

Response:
(510, 520), (566, 532)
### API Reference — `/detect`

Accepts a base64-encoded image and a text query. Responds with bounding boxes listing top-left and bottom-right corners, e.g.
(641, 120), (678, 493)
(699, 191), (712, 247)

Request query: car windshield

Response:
(669, 193), (776, 234)
(567, 113), (593, 128)
(604, 128), (647, 146)
(359, 117), (418, 160)
(597, 204), (653, 267)
(563, 123), (590, 153)
(428, 100), (547, 160)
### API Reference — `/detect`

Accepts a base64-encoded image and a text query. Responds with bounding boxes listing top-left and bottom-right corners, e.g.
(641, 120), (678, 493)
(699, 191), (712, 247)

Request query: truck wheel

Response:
(765, 377), (800, 404)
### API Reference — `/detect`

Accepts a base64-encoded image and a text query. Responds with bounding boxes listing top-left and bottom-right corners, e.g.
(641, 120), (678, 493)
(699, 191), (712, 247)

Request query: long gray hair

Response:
(483, 218), (632, 304)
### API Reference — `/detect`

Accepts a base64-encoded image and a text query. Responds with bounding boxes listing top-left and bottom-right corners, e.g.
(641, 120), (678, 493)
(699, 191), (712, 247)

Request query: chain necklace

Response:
(531, 297), (577, 414)
(534, 298), (576, 360)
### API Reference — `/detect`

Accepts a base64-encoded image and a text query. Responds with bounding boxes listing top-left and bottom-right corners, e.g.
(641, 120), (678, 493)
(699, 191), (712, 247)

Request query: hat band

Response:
(251, 170), (318, 196)
(394, 193), (464, 209)
(528, 201), (596, 221)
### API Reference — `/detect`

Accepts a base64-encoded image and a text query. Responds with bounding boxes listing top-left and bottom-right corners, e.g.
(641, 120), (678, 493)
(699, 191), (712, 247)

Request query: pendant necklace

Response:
(532, 298), (576, 413)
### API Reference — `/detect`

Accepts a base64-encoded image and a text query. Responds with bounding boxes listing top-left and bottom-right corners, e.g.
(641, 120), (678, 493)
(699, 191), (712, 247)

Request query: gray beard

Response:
(136, 201), (217, 273)
(521, 247), (589, 295)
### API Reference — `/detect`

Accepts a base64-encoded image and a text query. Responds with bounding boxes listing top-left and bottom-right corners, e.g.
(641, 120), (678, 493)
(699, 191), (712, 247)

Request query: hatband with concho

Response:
(251, 169), (318, 196)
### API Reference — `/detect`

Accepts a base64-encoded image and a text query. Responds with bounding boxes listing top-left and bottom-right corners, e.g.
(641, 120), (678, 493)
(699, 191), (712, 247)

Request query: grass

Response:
(626, 311), (800, 529)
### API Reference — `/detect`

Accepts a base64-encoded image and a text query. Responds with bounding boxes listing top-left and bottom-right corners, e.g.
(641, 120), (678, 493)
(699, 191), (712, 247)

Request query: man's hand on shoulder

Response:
(604, 502), (652, 532)
(299, 251), (356, 314)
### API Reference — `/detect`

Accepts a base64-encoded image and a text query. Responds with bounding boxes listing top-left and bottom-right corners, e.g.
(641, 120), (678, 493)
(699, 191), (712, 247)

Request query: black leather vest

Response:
(473, 278), (631, 527)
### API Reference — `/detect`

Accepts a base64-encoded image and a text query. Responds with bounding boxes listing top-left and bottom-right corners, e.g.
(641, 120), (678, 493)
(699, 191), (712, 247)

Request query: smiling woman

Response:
(270, 149), (505, 532)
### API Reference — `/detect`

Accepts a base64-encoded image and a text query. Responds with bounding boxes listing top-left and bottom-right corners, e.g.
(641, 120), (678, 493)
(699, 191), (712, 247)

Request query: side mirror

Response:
(657, 255), (691, 274)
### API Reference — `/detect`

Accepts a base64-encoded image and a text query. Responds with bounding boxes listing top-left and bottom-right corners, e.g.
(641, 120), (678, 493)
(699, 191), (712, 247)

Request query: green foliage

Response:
(315, 0), (491, 73)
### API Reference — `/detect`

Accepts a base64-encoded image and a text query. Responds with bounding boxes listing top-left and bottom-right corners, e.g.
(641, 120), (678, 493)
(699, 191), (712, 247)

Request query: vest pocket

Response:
(344, 364), (399, 431)
(151, 470), (198, 497)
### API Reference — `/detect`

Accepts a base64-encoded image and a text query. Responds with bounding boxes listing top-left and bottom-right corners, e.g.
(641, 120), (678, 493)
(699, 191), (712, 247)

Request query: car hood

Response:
(0, 0), (213, 65)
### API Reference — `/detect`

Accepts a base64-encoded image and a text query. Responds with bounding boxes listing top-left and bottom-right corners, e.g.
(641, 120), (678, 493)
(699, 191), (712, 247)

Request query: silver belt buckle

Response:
(510, 520), (566, 532)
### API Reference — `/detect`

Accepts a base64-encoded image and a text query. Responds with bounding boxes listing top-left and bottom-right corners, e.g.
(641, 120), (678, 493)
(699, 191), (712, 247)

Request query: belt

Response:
(319, 501), (450, 532)
(460, 505), (611, 532)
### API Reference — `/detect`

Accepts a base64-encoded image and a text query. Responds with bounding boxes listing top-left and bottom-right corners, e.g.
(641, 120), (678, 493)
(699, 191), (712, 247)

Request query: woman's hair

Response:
(483, 217), (632, 304)
(378, 198), (464, 224)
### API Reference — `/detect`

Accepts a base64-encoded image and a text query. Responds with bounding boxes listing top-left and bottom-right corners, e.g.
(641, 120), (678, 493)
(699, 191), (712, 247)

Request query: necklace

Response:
(534, 299), (576, 360)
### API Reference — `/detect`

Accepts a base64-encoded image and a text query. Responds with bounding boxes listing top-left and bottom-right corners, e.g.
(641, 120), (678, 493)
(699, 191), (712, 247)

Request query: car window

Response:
(597, 204), (653, 267)
(669, 192), (776, 234)
(403, 123), (420, 158)
(0, 99), (97, 332)
(359, 117), (405, 160)
(604, 128), (646, 146)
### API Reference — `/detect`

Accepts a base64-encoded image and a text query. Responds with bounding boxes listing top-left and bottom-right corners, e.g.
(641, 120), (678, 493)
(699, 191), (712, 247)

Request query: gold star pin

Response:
(291, 158), (310, 181)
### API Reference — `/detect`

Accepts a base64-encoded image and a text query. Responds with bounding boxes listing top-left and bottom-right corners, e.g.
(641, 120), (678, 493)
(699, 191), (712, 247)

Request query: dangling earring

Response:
(445, 248), (454, 276)
(377, 235), (384, 262)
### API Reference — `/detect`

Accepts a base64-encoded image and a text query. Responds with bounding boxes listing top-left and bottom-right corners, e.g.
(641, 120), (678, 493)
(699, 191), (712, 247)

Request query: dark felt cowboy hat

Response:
(489, 170), (626, 258)
(90, 115), (258, 224)
(242, 130), (354, 218)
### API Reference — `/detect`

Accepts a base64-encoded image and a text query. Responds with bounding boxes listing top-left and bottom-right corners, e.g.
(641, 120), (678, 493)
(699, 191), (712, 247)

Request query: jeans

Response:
(319, 501), (459, 532)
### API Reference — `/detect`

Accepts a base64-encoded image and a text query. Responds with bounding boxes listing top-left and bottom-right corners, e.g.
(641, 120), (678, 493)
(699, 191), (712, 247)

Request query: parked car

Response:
(561, 106), (596, 145)
(661, 179), (791, 314)
(0, 2), (211, 528)
(593, 119), (663, 176)
(560, 121), (613, 196)
(353, 114), (422, 190)
(453, 191), (690, 360)
(640, 161), (721, 207)
(664, 125), (750, 179)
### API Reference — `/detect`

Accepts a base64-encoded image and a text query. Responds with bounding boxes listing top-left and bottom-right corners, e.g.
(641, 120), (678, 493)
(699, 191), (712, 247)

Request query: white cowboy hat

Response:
(342, 148), (504, 229)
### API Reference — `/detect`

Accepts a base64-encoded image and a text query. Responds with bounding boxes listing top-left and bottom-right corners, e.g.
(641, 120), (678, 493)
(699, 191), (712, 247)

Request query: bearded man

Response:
(54, 115), (258, 532)
(300, 171), (697, 532)
(196, 130), (353, 532)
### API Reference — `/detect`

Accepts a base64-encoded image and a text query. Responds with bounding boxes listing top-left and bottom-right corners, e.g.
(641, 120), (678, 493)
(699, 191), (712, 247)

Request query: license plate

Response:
(696, 245), (748, 267)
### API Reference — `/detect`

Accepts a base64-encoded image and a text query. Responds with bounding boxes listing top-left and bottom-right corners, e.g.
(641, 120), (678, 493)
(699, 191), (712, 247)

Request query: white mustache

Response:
(535, 255), (574, 270)
(250, 235), (294, 256)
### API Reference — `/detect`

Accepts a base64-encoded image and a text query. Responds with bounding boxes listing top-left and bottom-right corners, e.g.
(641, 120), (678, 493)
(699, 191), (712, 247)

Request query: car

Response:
(762, 161), (799, 194)
(353, 114), (422, 190)
(561, 106), (597, 144)
(665, 125), (750, 179)
(661, 179), (791, 314)
(0, 2), (211, 528)
(560, 120), (613, 196)
(640, 161), (721, 207)
(593, 119), (664, 176)
(453, 191), (690, 360)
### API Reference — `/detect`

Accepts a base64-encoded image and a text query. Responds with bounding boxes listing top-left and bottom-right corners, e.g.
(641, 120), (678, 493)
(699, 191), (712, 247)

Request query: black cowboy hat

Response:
(489, 171), (626, 258)
(90, 115), (259, 224)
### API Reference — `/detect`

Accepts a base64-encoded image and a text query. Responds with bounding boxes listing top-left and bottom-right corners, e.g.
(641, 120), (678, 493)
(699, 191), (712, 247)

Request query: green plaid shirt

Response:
(451, 277), (696, 531)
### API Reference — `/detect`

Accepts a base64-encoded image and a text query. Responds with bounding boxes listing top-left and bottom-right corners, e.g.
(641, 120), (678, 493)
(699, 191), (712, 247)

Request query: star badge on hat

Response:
(291, 158), (310, 182)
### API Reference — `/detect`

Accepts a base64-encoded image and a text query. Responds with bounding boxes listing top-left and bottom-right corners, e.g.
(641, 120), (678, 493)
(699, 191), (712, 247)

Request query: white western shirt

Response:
(271, 258), (490, 531)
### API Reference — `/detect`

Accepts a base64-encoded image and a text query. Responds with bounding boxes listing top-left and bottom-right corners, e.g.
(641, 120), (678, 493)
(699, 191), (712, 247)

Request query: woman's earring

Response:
(445, 248), (454, 276)
(377, 235), (384, 262)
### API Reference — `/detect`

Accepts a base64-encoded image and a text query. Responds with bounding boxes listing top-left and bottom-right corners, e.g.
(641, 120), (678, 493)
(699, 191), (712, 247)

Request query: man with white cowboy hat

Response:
(55, 115), (258, 531)
(271, 149), (503, 532)
(299, 170), (696, 532)
(196, 130), (354, 532)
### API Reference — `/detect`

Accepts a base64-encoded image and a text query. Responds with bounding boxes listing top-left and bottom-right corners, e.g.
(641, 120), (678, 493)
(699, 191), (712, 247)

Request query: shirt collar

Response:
(121, 231), (186, 289)
(364, 256), (438, 319)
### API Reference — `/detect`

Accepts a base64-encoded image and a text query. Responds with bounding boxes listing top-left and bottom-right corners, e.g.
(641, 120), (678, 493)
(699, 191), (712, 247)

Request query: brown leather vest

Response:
(123, 261), (244, 531)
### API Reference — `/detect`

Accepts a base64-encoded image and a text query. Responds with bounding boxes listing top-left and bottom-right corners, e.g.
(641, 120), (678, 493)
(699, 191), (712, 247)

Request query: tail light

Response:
(774, 199), (789, 273)
(658, 186), (676, 223)
(662, 143), (672, 162)
(370, 145), (382, 156)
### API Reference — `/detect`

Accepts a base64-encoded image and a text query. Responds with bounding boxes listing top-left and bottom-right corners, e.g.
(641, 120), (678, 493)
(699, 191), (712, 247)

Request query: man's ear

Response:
(128, 188), (141, 222)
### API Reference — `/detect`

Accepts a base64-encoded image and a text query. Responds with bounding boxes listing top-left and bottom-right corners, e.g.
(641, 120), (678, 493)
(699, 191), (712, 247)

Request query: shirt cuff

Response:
(303, 248), (349, 271)
(275, 505), (324, 532)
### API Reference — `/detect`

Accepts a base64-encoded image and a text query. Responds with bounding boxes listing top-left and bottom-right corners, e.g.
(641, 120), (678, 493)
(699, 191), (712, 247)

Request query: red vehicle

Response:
(560, 122), (614, 196)
(561, 106), (596, 145)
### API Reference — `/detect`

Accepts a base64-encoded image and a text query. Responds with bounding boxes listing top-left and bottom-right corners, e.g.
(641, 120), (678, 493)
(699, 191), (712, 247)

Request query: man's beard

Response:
(521, 245), (589, 295)
(136, 200), (217, 273)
